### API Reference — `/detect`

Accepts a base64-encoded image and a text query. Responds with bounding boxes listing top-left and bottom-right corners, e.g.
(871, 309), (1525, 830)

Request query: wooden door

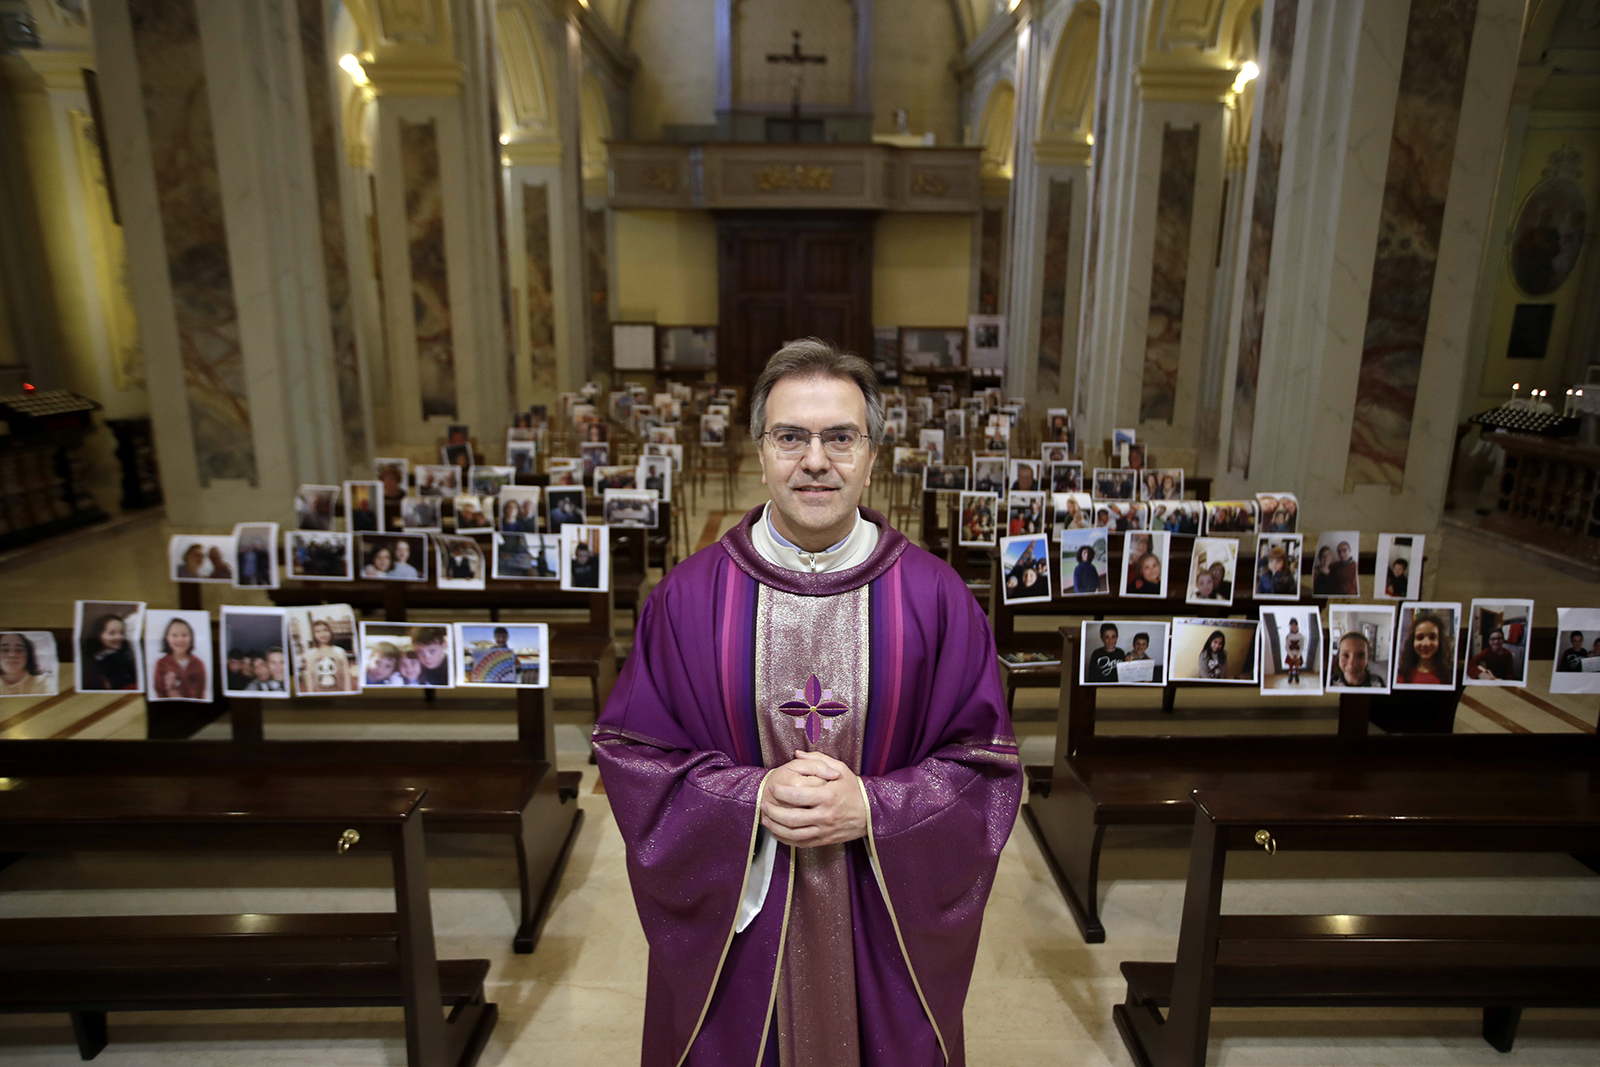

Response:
(717, 213), (874, 398)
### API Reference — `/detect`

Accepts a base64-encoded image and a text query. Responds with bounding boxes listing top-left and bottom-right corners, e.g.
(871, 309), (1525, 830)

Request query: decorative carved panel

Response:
(607, 143), (982, 213)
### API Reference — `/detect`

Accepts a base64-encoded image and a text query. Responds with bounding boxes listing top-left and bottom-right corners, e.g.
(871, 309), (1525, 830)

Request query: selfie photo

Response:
(1080, 620), (1168, 685)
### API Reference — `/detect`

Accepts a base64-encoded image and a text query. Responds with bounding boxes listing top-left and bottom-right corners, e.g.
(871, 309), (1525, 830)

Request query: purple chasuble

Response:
(594, 507), (1022, 1067)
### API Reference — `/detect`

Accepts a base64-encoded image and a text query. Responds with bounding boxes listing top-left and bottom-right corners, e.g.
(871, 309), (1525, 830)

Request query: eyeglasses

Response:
(762, 427), (866, 456)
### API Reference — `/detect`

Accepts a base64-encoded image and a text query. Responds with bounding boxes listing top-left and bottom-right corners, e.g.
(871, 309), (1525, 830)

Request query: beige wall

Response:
(628, 0), (717, 140)
(873, 213), (971, 327)
(1471, 125), (1600, 410)
(613, 209), (720, 323)
(872, 0), (962, 143)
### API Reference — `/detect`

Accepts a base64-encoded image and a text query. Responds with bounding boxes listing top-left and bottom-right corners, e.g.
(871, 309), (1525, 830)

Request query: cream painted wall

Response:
(613, 209), (720, 323)
(1472, 125), (1600, 409)
(627, 0), (717, 140)
(872, 0), (962, 143)
(873, 213), (971, 327)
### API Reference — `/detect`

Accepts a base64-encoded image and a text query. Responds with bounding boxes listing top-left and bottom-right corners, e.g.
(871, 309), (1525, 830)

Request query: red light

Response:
(22, 383), (34, 392)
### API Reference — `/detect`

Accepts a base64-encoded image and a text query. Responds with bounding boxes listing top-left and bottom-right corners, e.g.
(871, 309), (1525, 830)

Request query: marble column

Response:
(1072, 0), (1228, 453)
(358, 0), (512, 449)
(1208, 0), (1523, 533)
(1000, 4), (1045, 397)
(89, 0), (368, 525)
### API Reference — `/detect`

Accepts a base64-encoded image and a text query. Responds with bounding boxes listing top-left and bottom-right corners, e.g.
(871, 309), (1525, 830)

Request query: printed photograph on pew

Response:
(1311, 530), (1362, 597)
(435, 534), (487, 591)
(1080, 620), (1168, 686)
(285, 531), (353, 581)
(144, 609), (214, 703)
(358, 623), (454, 689)
(74, 600), (145, 693)
(999, 533), (1051, 604)
(169, 533), (237, 583)
(232, 522), (279, 589)
(560, 524), (610, 593)
(1170, 618), (1260, 684)
(1392, 601), (1463, 690)
(1326, 605), (1395, 692)
(454, 622), (548, 687)
(1463, 598), (1535, 687)
(285, 604), (360, 695)
(0, 630), (59, 697)
(1258, 606), (1322, 695)
(1060, 527), (1108, 595)
(220, 606), (290, 699)
(1186, 537), (1238, 606)
(1551, 607), (1600, 695)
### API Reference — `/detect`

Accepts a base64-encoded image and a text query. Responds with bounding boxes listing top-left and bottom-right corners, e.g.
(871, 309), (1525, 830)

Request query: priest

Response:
(594, 340), (1022, 1067)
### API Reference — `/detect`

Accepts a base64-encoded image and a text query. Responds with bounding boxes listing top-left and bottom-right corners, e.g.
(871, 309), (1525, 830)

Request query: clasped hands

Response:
(760, 749), (867, 848)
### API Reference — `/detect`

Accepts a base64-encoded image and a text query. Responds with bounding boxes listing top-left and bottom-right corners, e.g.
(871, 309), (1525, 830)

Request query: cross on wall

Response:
(765, 30), (826, 142)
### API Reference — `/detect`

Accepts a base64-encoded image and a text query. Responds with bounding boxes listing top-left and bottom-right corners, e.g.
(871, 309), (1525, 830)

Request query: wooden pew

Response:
(1023, 627), (1598, 943)
(0, 778), (496, 1066)
(1114, 790), (1600, 1067)
(0, 686), (583, 955)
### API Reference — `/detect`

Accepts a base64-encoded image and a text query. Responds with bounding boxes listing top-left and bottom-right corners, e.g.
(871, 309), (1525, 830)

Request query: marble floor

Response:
(0, 468), (1597, 1065)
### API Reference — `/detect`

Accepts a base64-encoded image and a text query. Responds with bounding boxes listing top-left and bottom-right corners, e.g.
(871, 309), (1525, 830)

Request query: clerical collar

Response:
(720, 503), (908, 596)
(765, 506), (854, 556)
(753, 502), (879, 574)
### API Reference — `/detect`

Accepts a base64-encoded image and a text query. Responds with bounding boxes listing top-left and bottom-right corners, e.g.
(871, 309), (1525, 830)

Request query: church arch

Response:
(977, 80), (1016, 180)
(1039, 1), (1099, 147)
(580, 70), (612, 183)
(496, 0), (557, 141)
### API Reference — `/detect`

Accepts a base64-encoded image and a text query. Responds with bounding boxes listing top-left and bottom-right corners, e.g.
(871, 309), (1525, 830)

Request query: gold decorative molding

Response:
(1154, 0), (1228, 51)
(1033, 139), (1092, 168)
(6, 49), (91, 92)
(502, 139), (563, 166)
(755, 165), (835, 191)
(608, 143), (983, 212)
(361, 57), (463, 97)
(1136, 65), (1236, 103)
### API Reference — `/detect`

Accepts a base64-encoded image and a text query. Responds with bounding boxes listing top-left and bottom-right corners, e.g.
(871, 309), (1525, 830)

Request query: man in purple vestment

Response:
(594, 340), (1023, 1067)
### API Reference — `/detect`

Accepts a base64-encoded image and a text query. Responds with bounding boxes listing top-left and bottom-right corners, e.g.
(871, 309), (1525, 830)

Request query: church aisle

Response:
(0, 471), (1597, 1063)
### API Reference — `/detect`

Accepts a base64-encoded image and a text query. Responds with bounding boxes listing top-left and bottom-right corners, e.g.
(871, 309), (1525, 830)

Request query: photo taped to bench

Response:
(1463, 598), (1534, 688)
(1080, 620), (1168, 685)
(1326, 605), (1395, 692)
(1170, 617), (1259, 684)
(1552, 606), (1600, 694)
(1392, 601), (1461, 691)
(286, 604), (360, 696)
(144, 609), (214, 703)
(454, 622), (548, 687)
(220, 606), (290, 699)
(1259, 606), (1323, 695)
(359, 622), (455, 689)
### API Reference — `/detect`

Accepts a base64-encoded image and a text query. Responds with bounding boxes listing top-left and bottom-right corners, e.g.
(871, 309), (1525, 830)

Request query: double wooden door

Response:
(716, 213), (874, 397)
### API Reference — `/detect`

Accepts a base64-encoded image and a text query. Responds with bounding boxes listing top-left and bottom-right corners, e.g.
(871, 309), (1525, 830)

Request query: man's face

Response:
(1337, 542), (1352, 561)
(268, 651), (285, 680)
(1338, 637), (1368, 683)
(757, 375), (874, 550)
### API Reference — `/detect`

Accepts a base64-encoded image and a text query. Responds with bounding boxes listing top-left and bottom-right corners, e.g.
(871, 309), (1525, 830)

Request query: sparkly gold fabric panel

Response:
(754, 583), (871, 1067)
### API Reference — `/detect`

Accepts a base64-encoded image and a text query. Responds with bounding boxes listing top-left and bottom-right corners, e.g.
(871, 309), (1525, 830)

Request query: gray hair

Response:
(748, 338), (885, 446)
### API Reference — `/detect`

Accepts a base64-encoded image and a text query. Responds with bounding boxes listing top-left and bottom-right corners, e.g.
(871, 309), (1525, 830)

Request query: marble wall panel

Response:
(978, 205), (1004, 315)
(402, 120), (457, 420)
(1037, 179), (1072, 398)
(1227, 0), (1297, 475)
(1141, 124), (1199, 424)
(128, 0), (255, 485)
(1075, 32), (1114, 420)
(586, 208), (612, 375)
(1344, 0), (1480, 490)
(523, 183), (557, 396)
(296, 0), (365, 467)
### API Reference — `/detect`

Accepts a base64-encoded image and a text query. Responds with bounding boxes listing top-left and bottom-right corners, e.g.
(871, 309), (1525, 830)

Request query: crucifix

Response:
(766, 30), (826, 142)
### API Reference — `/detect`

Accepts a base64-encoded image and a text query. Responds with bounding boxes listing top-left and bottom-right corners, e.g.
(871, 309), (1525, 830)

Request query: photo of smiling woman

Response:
(0, 631), (58, 696)
(74, 601), (145, 693)
(1392, 602), (1461, 690)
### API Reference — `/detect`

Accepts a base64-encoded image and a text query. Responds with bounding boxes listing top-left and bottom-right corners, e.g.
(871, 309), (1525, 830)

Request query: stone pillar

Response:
(1, 5), (147, 503)
(1072, 0), (1231, 453)
(999, 1), (1044, 397)
(348, 0), (511, 449)
(1210, 0), (1523, 533)
(88, 0), (372, 525)
(496, 0), (582, 402)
